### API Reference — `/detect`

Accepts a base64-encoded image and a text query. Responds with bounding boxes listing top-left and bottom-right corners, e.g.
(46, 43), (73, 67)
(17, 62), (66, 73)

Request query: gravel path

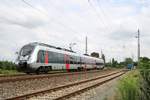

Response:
(68, 72), (126, 100)
(0, 70), (116, 99)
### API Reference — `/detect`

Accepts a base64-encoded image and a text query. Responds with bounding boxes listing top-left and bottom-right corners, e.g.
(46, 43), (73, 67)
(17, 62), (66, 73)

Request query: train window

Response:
(48, 51), (65, 63)
(96, 63), (103, 65)
(79, 57), (82, 64)
(48, 51), (58, 63)
(81, 57), (85, 64)
(20, 45), (35, 56)
(70, 55), (79, 64)
(89, 58), (95, 64)
(48, 51), (53, 63)
(37, 50), (45, 63)
(57, 53), (64, 63)
(76, 56), (81, 64)
(74, 56), (78, 64)
(70, 56), (74, 64)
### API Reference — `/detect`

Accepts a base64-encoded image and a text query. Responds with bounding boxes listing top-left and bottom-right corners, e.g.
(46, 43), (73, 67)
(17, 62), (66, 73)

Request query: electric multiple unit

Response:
(16, 42), (104, 74)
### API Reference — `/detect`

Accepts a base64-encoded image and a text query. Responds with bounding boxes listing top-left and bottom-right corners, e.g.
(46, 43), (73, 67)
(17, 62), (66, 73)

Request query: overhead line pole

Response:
(85, 36), (88, 54)
(137, 29), (140, 68)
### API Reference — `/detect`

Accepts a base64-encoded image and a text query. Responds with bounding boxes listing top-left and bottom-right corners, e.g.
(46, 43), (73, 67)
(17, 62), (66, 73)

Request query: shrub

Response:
(118, 70), (140, 100)
(139, 69), (150, 100)
(0, 61), (17, 70)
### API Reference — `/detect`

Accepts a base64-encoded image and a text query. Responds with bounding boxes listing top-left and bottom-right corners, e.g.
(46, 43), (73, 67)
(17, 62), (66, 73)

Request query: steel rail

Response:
(0, 73), (26, 77)
(6, 70), (126, 100)
(0, 69), (111, 83)
(54, 72), (125, 100)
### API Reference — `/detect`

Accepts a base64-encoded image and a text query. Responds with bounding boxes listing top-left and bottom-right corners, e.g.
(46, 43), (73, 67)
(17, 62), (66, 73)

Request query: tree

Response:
(105, 62), (111, 67)
(112, 58), (118, 67)
(139, 57), (150, 69)
(140, 57), (149, 63)
(125, 58), (133, 65)
(91, 52), (99, 58)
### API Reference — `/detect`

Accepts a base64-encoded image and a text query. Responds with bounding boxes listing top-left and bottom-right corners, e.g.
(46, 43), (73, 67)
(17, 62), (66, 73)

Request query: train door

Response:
(45, 51), (48, 64)
(64, 54), (70, 72)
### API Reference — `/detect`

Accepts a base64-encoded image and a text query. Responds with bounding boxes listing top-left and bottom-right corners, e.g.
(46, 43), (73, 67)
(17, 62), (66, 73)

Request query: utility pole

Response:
(85, 36), (88, 54)
(137, 29), (140, 67)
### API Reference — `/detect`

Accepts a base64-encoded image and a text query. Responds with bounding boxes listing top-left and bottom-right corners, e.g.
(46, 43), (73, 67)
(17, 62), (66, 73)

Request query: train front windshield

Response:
(20, 45), (34, 57)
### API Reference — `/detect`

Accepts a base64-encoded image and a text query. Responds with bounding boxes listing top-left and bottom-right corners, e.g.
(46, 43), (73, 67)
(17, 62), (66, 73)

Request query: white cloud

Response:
(0, 0), (150, 62)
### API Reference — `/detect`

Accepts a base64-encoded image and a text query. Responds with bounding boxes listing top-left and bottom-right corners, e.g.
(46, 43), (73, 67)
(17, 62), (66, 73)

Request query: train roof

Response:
(27, 42), (75, 53)
(26, 42), (103, 61)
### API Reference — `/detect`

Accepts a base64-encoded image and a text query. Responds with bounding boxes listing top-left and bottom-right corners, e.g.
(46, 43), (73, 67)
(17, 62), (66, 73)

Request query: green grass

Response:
(117, 70), (140, 100)
(0, 69), (21, 75)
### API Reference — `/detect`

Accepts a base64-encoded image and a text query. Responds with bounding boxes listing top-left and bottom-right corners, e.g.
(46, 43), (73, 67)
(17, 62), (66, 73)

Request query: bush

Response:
(138, 57), (150, 100)
(0, 61), (17, 70)
(118, 70), (140, 100)
(139, 69), (150, 100)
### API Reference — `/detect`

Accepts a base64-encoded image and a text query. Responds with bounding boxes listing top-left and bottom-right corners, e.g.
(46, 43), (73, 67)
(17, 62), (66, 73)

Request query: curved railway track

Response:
(6, 70), (127, 100)
(0, 69), (111, 83)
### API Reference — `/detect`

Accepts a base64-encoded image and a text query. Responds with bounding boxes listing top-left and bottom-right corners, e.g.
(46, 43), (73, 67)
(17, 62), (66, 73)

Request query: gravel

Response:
(68, 72), (126, 100)
(28, 72), (123, 100)
(0, 70), (116, 100)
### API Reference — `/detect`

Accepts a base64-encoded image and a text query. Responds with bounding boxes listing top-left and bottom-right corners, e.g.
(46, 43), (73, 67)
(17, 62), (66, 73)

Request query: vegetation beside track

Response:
(0, 61), (21, 75)
(0, 69), (20, 75)
(117, 70), (140, 100)
(115, 57), (150, 100)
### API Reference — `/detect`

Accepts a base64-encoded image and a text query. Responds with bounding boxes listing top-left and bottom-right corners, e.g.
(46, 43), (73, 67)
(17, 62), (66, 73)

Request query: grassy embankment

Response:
(116, 69), (150, 100)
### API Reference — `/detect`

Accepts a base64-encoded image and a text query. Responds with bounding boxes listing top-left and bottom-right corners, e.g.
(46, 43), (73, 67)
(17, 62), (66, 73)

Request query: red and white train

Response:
(16, 42), (104, 74)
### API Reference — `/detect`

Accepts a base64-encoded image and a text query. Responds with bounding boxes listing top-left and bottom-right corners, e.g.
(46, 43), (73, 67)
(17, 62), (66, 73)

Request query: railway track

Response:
(0, 73), (26, 77)
(0, 70), (67, 78)
(0, 69), (111, 83)
(7, 70), (126, 100)
(0, 70), (68, 78)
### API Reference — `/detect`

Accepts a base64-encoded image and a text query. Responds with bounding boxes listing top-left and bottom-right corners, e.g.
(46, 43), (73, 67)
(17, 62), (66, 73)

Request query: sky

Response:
(0, 0), (150, 62)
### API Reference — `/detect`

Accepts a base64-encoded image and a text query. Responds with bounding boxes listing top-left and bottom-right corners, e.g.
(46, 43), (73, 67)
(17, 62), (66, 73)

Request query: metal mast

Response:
(137, 29), (140, 67)
(85, 36), (88, 54)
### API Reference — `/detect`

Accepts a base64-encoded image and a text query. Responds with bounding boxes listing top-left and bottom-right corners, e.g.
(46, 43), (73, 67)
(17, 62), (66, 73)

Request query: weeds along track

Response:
(0, 69), (111, 83)
(7, 70), (126, 100)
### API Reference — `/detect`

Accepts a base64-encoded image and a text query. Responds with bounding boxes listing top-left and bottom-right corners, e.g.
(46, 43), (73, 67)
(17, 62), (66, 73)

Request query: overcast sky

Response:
(0, 0), (150, 62)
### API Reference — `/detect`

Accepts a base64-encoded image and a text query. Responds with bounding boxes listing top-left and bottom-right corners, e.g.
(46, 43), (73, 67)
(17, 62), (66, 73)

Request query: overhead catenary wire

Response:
(46, 0), (107, 37)
(22, 0), (80, 34)
(47, 0), (101, 27)
(96, 0), (114, 32)
(88, 0), (112, 34)
(3, 0), (64, 45)
(47, 0), (91, 27)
